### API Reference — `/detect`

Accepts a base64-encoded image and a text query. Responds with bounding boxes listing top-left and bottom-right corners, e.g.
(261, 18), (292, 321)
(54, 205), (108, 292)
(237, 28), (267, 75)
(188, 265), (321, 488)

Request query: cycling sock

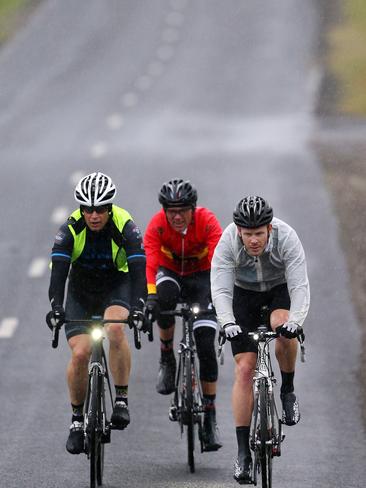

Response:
(115, 385), (128, 405)
(203, 394), (216, 411)
(236, 426), (251, 461)
(71, 403), (84, 422)
(280, 371), (295, 396)
(160, 338), (174, 360)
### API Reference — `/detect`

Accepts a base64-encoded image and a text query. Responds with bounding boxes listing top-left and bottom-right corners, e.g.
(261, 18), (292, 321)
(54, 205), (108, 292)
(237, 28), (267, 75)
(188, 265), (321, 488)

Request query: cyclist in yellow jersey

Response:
(46, 172), (146, 454)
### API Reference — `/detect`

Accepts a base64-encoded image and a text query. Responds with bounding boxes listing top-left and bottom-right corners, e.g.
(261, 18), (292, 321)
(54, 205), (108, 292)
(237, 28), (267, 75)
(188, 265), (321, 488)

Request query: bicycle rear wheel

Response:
(87, 367), (104, 488)
(259, 379), (272, 488)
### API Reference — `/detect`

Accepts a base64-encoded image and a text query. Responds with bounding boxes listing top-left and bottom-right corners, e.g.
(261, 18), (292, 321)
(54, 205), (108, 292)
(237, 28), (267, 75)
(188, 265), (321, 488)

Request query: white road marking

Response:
(28, 257), (48, 278)
(106, 113), (124, 130)
(90, 142), (108, 159)
(0, 318), (18, 338)
(165, 11), (184, 26)
(51, 206), (69, 225)
(147, 61), (164, 77)
(170, 0), (188, 9)
(121, 92), (139, 107)
(156, 45), (174, 61)
(162, 28), (180, 43)
(135, 75), (152, 91)
(70, 171), (85, 186)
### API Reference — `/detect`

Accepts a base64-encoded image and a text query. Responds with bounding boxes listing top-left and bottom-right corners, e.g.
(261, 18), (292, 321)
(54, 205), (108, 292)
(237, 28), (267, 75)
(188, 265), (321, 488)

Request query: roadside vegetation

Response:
(327, 0), (366, 115)
(0, 0), (40, 44)
(317, 1), (366, 425)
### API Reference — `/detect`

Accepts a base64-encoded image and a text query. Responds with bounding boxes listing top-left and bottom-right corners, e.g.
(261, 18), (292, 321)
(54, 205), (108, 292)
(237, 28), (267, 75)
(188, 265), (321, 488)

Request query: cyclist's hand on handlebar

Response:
(46, 305), (65, 330)
(145, 293), (160, 322)
(223, 322), (242, 341)
(277, 321), (301, 339)
(129, 299), (149, 333)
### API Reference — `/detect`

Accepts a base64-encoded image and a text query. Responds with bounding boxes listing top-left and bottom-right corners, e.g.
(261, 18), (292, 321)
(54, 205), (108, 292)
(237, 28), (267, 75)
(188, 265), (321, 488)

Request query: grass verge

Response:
(328, 0), (366, 115)
(0, 0), (40, 44)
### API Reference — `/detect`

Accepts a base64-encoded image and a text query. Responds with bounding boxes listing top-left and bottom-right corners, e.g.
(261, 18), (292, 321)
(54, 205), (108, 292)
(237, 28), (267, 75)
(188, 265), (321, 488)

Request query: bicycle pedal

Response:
(101, 424), (111, 444)
(169, 406), (178, 422)
(101, 430), (111, 444)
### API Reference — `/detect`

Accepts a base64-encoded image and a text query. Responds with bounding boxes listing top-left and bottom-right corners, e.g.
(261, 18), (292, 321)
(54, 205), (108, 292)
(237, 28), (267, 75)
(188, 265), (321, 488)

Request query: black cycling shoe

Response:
(202, 410), (223, 452)
(66, 420), (84, 454)
(110, 400), (130, 430)
(281, 392), (300, 426)
(156, 356), (176, 395)
(233, 456), (252, 484)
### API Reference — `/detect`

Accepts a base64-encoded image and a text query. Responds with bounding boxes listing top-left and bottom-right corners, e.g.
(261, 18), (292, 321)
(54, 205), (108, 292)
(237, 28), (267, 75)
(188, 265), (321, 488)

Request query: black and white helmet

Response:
(74, 172), (116, 206)
(233, 196), (273, 228)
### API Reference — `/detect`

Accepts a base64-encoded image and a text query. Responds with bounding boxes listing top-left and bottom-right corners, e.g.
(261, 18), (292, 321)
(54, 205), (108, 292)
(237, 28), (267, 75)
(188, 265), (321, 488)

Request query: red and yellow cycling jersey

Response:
(144, 207), (222, 294)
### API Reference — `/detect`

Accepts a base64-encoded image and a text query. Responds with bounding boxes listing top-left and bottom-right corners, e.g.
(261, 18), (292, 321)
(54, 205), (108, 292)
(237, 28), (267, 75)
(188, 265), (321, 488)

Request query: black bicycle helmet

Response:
(158, 178), (197, 208)
(233, 196), (273, 228)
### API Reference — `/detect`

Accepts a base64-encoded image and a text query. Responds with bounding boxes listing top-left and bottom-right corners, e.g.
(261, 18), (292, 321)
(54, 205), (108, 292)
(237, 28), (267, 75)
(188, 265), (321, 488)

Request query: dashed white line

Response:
(147, 61), (164, 77)
(0, 318), (18, 338)
(90, 142), (108, 159)
(51, 206), (69, 225)
(135, 75), (152, 91)
(165, 11), (184, 26)
(162, 27), (180, 43)
(170, 0), (188, 10)
(156, 45), (175, 61)
(70, 171), (85, 186)
(106, 113), (124, 130)
(121, 92), (139, 107)
(28, 257), (48, 278)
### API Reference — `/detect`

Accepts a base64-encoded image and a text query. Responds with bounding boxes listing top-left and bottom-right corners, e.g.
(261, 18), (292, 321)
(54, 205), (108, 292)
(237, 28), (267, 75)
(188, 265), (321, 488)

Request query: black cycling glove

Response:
(145, 293), (160, 322)
(46, 305), (65, 330)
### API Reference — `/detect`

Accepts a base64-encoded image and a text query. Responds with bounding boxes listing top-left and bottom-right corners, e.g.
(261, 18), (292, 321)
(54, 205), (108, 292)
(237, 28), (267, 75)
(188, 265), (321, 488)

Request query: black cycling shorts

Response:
(155, 267), (216, 328)
(64, 277), (131, 340)
(231, 283), (290, 356)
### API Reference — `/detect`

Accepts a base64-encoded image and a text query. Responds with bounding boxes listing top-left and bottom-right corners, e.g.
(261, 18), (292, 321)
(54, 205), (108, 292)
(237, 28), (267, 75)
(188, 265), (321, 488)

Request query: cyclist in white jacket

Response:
(211, 196), (310, 484)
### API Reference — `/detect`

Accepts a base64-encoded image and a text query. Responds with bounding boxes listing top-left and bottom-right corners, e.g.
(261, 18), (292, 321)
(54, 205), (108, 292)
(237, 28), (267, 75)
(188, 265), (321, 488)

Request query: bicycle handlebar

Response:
(50, 317), (143, 350)
(218, 325), (306, 362)
(159, 305), (213, 319)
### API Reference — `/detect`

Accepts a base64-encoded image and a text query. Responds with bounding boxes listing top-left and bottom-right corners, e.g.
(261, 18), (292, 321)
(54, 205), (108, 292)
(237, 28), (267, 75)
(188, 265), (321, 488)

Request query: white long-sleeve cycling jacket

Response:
(211, 218), (310, 328)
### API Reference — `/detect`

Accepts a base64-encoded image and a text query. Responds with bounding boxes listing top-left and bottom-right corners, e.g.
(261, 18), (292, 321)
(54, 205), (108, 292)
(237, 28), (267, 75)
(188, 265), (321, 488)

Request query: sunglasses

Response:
(81, 205), (109, 214)
(165, 207), (192, 217)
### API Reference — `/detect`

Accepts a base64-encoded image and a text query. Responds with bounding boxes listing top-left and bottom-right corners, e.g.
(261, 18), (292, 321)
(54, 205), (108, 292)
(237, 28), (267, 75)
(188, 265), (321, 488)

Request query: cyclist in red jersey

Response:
(144, 178), (223, 452)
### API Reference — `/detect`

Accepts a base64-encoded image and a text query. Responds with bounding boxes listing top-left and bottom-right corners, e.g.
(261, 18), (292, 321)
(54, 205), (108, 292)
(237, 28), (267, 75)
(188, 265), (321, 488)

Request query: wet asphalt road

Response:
(0, 1), (365, 487)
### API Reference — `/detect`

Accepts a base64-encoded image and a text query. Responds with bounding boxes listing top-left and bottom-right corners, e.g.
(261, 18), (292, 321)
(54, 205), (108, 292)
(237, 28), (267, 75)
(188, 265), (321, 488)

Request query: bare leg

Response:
(105, 305), (130, 385)
(270, 309), (297, 372)
(232, 352), (257, 426)
(67, 334), (92, 405)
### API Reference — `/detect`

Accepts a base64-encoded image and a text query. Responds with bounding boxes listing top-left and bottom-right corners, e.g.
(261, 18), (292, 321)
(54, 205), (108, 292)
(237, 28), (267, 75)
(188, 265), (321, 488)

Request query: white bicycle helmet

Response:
(74, 172), (116, 206)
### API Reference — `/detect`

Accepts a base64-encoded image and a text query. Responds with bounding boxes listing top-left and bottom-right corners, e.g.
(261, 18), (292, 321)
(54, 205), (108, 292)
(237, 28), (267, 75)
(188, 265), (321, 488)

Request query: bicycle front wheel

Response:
(259, 379), (272, 488)
(87, 367), (105, 488)
(184, 351), (195, 473)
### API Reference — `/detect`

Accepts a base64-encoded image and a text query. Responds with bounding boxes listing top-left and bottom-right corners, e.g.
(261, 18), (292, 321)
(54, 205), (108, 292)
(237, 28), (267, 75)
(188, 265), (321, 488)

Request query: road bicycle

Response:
(218, 307), (305, 487)
(50, 314), (151, 488)
(159, 303), (209, 473)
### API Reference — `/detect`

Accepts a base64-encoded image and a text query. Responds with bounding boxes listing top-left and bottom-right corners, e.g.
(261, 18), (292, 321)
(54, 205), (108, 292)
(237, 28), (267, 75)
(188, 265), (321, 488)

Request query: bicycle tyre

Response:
(184, 351), (195, 473)
(251, 394), (260, 486)
(87, 368), (104, 488)
(96, 442), (104, 486)
(96, 373), (105, 487)
(259, 379), (272, 488)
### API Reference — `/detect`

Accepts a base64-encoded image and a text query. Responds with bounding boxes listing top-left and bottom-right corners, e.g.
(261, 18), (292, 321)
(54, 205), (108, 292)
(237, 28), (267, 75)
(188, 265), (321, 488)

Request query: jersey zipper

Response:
(181, 234), (185, 275)
(255, 256), (265, 291)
